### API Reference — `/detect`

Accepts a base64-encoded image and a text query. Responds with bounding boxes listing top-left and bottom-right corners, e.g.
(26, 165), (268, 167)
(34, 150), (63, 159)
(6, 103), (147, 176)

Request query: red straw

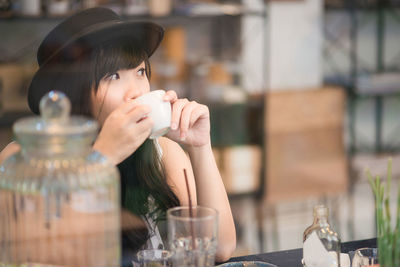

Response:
(184, 169), (196, 250)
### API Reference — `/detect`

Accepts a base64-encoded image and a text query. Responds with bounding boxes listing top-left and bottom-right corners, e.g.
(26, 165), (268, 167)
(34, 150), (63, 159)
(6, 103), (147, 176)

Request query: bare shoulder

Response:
(0, 141), (21, 164)
(157, 137), (196, 205)
(158, 137), (186, 156)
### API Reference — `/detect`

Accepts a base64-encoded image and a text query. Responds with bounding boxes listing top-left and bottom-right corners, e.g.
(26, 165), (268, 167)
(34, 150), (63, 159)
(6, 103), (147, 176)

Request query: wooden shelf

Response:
(0, 3), (266, 22)
(325, 0), (400, 10)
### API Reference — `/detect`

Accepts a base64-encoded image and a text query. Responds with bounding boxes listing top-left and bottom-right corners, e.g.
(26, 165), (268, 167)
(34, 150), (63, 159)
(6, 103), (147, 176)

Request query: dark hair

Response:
(91, 40), (180, 219)
(90, 40), (152, 95)
(59, 40), (180, 221)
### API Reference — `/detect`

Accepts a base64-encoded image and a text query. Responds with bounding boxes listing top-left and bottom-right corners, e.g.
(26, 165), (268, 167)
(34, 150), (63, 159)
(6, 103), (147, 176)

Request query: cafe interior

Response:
(1, 0), (400, 266)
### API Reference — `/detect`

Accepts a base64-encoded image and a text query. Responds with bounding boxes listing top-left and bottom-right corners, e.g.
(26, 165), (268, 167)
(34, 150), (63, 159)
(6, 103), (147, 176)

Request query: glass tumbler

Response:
(134, 249), (172, 267)
(167, 206), (218, 267)
(352, 248), (379, 267)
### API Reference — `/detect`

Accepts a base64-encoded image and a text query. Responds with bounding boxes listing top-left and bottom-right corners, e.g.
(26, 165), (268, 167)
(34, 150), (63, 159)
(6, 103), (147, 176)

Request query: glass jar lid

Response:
(13, 91), (97, 138)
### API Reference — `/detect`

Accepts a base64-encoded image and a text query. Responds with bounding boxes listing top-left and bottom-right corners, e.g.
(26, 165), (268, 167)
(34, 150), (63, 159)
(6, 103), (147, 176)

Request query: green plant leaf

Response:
(367, 158), (399, 266)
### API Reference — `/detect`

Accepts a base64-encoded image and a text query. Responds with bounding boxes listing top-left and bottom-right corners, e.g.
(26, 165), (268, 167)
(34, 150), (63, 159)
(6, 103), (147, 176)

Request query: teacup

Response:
(134, 90), (171, 139)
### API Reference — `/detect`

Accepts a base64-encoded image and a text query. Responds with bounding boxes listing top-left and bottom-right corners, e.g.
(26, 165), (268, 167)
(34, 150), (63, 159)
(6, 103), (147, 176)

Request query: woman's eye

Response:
(137, 68), (146, 77)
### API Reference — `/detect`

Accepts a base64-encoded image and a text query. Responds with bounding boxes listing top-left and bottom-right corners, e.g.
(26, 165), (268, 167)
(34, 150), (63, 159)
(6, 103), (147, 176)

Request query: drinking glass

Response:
(135, 249), (172, 267)
(167, 206), (218, 267)
(352, 248), (379, 267)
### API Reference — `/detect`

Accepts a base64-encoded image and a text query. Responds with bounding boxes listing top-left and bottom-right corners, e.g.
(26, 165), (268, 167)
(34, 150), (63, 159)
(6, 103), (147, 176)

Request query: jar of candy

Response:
(0, 91), (120, 266)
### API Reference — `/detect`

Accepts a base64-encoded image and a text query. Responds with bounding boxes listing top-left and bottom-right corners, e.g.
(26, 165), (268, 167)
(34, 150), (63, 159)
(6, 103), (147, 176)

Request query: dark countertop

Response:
(225, 238), (377, 267)
(122, 237), (376, 267)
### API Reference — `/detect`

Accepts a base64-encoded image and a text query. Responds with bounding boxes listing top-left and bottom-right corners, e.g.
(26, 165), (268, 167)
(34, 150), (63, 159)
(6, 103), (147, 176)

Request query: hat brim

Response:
(28, 21), (164, 114)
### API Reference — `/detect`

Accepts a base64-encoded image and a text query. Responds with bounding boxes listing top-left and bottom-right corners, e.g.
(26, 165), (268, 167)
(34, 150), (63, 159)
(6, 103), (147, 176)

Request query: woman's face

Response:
(91, 61), (150, 125)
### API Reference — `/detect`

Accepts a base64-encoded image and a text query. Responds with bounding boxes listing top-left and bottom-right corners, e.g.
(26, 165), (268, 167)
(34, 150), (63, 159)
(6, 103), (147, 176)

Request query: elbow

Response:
(215, 235), (237, 263)
(0, 142), (20, 165)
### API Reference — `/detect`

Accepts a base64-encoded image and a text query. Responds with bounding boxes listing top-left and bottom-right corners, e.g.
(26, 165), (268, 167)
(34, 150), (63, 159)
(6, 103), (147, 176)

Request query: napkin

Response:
(340, 253), (350, 267)
(303, 232), (338, 267)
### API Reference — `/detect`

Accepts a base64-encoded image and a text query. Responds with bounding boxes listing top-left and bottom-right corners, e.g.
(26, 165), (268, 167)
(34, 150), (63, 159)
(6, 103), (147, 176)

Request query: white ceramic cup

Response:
(134, 90), (171, 139)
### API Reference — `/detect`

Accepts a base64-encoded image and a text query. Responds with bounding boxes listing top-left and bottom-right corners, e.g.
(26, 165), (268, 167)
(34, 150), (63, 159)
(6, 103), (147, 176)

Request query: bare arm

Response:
(186, 143), (236, 262)
(160, 137), (236, 262)
(0, 142), (21, 165)
(159, 137), (197, 207)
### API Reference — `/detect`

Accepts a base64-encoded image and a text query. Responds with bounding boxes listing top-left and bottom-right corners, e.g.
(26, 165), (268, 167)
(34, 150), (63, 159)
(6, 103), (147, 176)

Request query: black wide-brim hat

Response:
(28, 7), (164, 114)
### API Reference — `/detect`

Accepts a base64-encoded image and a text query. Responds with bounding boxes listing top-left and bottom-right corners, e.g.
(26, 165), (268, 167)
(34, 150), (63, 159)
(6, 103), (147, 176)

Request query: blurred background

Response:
(1, 0), (400, 257)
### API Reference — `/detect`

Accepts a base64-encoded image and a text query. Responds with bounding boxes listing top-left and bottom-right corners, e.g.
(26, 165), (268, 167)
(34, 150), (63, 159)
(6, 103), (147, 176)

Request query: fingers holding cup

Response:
(170, 98), (189, 132)
(163, 90), (178, 102)
(179, 101), (201, 140)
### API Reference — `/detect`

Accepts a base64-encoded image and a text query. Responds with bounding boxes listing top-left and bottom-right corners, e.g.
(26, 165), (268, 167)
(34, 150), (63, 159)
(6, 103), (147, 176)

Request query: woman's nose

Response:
(123, 86), (146, 102)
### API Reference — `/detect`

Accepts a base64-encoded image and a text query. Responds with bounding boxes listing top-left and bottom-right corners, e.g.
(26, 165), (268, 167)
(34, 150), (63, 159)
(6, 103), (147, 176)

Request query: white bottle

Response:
(303, 205), (341, 267)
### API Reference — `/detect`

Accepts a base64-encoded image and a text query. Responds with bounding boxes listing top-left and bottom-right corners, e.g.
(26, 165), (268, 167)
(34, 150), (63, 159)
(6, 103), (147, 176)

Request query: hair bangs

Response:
(91, 41), (150, 92)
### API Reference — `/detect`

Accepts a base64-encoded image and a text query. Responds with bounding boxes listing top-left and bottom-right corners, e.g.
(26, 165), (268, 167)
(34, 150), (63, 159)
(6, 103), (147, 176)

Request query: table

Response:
(123, 237), (376, 266)
(225, 238), (377, 267)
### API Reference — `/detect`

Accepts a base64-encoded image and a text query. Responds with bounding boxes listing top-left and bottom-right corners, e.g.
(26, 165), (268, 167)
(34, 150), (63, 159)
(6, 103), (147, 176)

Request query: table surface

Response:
(122, 237), (376, 267)
(225, 238), (377, 267)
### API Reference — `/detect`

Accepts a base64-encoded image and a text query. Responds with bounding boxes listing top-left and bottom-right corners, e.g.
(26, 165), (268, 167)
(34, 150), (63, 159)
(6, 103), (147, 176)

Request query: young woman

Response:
(0, 7), (236, 261)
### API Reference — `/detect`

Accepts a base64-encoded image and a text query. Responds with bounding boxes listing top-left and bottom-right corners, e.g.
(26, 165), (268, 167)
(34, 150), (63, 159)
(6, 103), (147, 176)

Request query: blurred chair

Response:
(260, 86), (348, 251)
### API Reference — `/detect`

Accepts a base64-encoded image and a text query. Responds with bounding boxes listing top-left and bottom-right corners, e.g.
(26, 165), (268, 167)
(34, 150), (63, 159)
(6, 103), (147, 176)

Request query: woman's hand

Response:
(163, 90), (210, 147)
(93, 101), (153, 164)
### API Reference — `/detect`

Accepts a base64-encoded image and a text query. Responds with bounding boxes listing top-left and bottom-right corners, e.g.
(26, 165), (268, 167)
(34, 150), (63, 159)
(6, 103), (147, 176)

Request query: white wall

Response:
(268, 0), (323, 91)
(241, 0), (267, 93)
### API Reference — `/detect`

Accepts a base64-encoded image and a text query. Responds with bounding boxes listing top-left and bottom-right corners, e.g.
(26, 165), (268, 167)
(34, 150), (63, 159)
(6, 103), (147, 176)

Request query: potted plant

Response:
(367, 158), (400, 267)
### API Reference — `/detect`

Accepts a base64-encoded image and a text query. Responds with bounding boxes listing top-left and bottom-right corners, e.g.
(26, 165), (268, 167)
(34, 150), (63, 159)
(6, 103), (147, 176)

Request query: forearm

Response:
(187, 143), (236, 261)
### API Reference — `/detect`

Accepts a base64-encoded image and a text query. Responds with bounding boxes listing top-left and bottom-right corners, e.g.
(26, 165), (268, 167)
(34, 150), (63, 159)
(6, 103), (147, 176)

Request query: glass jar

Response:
(303, 205), (341, 267)
(0, 91), (120, 266)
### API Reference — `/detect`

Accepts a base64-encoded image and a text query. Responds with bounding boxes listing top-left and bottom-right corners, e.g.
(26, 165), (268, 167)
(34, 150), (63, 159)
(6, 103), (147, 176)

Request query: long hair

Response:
(91, 40), (180, 220)
(56, 39), (180, 221)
